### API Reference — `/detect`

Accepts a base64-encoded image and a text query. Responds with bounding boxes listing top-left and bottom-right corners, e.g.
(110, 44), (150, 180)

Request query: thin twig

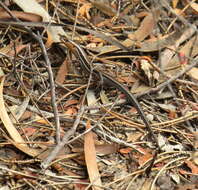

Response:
(37, 34), (61, 144)
(72, 0), (80, 40)
(41, 58), (94, 169)
(41, 106), (85, 169)
(0, 2), (61, 144)
(136, 56), (198, 98)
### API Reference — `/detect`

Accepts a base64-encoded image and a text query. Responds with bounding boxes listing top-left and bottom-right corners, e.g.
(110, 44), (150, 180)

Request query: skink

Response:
(61, 38), (157, 145)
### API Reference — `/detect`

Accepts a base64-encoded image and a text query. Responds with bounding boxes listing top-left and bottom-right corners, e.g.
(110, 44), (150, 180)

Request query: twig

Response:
(72, 0), (80, 40)
(41, 106), (85, 169)
(160, 0), (198, 33)
(0, 2), (61, 144)
(136, 56), (198, 98)
(41, 60), (94, 169)
(37, 34), (61, 144)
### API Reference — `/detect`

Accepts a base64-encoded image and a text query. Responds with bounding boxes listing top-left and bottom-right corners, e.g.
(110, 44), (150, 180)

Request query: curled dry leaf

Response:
(13, 0), (66, 43)
(128, 12), (159, 42)
(0, 77), (40, 157)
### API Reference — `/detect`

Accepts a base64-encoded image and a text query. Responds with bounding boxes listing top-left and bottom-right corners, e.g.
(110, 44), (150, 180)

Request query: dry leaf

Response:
(175, 184), (197, 190)
(128, 12), (158, 42)
(64, 99), (79, 108)
(84, 120), (102, 190)
(87, 90), (99, 114)
(159, 26), (195, 70)
(194, 132), (198, 149)
(187, 67), (198, 81)
(165, 36), (198, 77)
(119, 147), (132, 154)
(95, 144), (118, 155)
(100, 90), (110, 104)
(35, 115), (49, 124)
(7, 44), (27, 57)
(23, 127), (37, 137)
(55, 59), (68, 84)
(158, 103), (176, 112)
(78, 3), (92, 19)
(20, 110), (32, 121)
(138, 152), (153, 166)
(0, 10), (42, 21)
(170, 172), (180, 184)
(0, 42), (27, 58)
(140, 58), (153, 85)
(192, 151), (198, 166)
(97, 28), (182, 55)
(126, 132), (142, 143)
(0, 77), (40, 157)
(13, 0), (66, 43)
(172, 0), (179, 8)
(190, 2), (198, 14)
(140, 178), (153, 190)
(74, 179), (89, 190)
(64, 107), (78, 116)
(185, 160), (198, 174)
(90, 0), (116, 17)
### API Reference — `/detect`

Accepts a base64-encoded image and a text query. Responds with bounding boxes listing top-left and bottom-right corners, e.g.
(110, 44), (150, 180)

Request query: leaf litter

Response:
(0, 0), (198, 189)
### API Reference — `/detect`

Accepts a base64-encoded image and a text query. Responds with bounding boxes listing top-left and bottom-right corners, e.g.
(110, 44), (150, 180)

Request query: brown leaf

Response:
(64, 107), (78, 116)
(138, 30), (183, 52)
(138, 152), (153, 166)
(23, 127), (37, 137)
(0, 10), (42, 21)
(14, 0), (66, 42)
(185, 160), (198, 174)
(55, 59), (69, 84)
(84, 120), (102, 190)
(128, 12), (158, 42)
(95, 144), (118, 155)
(119, 147), (132, 154)
(7, 44), (28, 57)
(127, 132), (142, 143)
(64, 99), (79, 108)
(0, 42), (27, 58)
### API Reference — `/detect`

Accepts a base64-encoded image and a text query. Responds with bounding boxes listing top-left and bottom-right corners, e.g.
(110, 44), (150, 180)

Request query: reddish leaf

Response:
(55, 59), (69, 84)
(119, 147), (132, 154)
(138, 152), (153, 166)
(23, 127), (37, 137)
(185, 160), (198, 174)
